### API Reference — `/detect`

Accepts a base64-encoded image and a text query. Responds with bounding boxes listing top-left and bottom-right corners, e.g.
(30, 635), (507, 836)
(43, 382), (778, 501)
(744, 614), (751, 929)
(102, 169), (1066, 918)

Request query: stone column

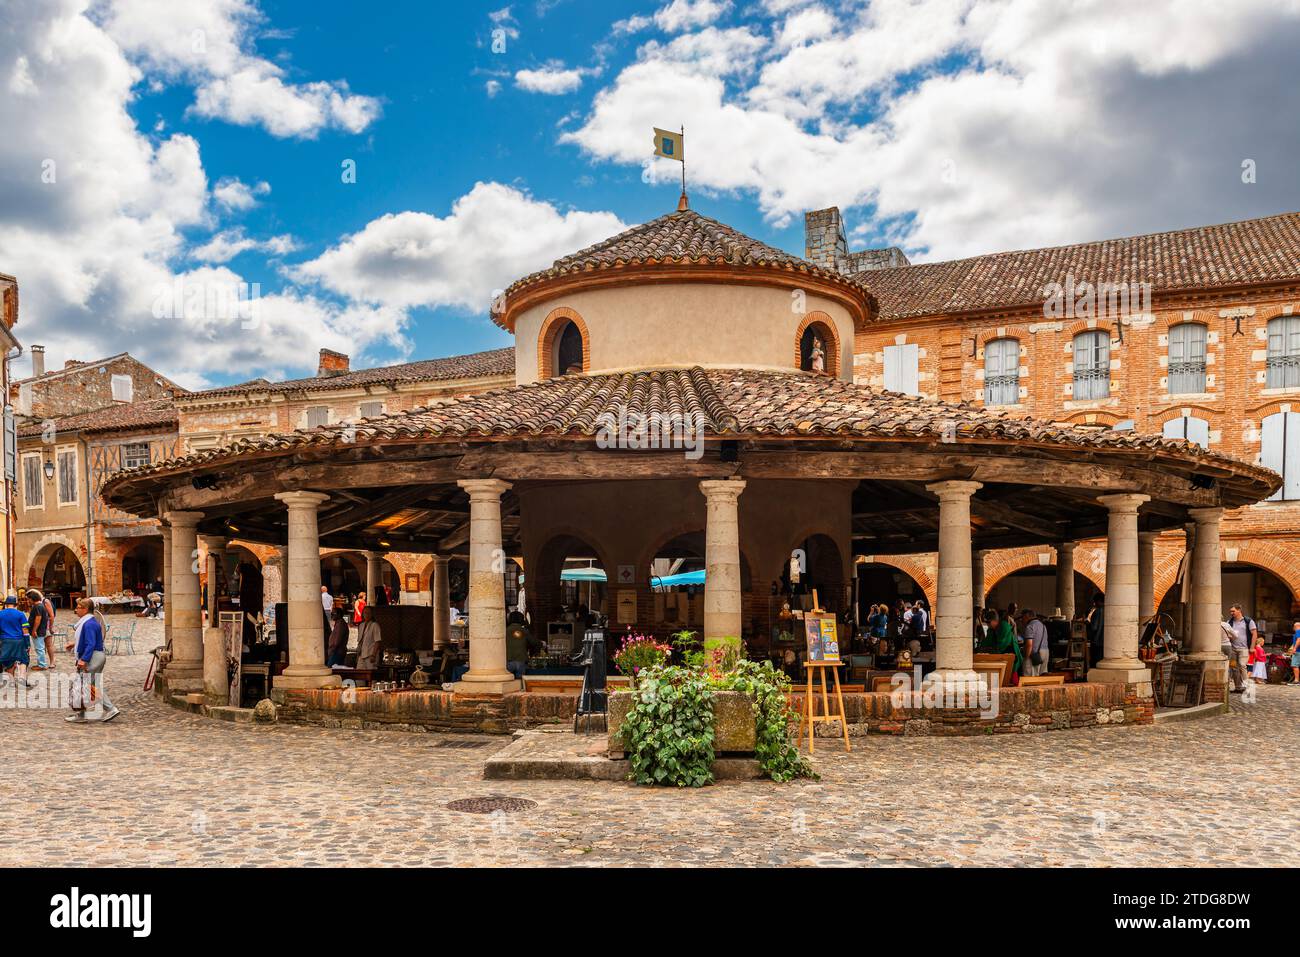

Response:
(1089, 493), (1151, 683)
(928, 480), (982, 686)
(1176, 523), (1195, 643)
(164, 510), (204, 691)
(452, 479), (518, 694)
(276, 546), (289, 605)
(160, 522), (173, 652)
(972, 549), (986, 612)
(1138, 531), (1157, 622)
(1055, 542), (1076, 619)
(432, 555), (450, 650)
(699, 479), (747, 654)
(1185, 508), (1226, 679)
(201, 536), (229, 704)
(273, 491), (340, 690)
(364, 550), (384, 605)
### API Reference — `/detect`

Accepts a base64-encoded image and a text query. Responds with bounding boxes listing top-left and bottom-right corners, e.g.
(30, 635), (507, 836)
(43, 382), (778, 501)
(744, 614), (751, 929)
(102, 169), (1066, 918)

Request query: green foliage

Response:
(621, 666), (716, 788)
(715, 659), (817, 783)
(620, 653), (816, 788)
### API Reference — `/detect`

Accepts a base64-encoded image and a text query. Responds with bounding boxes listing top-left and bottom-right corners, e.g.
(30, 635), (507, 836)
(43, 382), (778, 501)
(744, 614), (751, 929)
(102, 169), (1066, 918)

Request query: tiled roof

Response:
(108, 368), (1273, 488)
(501, 209), (876, 314)
(184, 347), (516, 400)
(17, 398), (178, 438)
(865, 211), (1300, 319)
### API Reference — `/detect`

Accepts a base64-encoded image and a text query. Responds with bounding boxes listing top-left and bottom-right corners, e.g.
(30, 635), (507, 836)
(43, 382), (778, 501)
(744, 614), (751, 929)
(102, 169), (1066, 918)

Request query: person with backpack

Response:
(1225, 604), (1258, 693)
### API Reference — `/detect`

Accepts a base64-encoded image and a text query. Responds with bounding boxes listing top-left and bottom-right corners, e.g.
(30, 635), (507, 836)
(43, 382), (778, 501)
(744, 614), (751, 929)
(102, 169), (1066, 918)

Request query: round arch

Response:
(794, 311), (840, 378)
(537, 306), (591, 380)
(27, 537), (87, 609)
(983, 545), (1106, 595)
(856, 555), (936, 609)
(119, 538), (165, 594)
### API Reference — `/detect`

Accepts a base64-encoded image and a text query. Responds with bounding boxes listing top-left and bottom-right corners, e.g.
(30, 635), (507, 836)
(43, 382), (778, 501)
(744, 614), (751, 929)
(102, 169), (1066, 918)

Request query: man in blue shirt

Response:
(65, 597), (119, 723)
(0, 594), (33, 689)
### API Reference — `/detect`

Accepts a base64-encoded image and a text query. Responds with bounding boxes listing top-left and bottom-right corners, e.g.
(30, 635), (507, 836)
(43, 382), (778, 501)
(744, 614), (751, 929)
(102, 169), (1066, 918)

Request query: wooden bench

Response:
(972, 653), (1017, 688)
(1018, 674), (1066, 687)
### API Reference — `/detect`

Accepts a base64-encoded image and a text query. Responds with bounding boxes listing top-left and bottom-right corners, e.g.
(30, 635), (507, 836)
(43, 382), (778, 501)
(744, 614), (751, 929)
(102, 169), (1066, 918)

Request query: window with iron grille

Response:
(983, 337), (1020, 405)
(121, 442), (151, 470)
(1167, 323), (1207, 394)
(1072, 330), (1111, 400)
(1266, 316), (1300, 389)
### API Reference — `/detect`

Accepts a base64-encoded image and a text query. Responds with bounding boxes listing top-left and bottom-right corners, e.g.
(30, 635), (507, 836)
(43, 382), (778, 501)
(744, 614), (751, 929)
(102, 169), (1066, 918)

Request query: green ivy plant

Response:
(716, 659), (816, 783)
(621, 665), (716, 788)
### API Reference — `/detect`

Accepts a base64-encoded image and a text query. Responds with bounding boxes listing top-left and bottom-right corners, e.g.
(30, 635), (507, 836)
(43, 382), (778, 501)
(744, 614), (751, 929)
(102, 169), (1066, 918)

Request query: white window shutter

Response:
(883, 345), (901, 392)
(899, 343), (919, 395)
(1286, 413), (1300, 500)
(1262, 412), (1286, 501)
(1162, 418), (1187, 441)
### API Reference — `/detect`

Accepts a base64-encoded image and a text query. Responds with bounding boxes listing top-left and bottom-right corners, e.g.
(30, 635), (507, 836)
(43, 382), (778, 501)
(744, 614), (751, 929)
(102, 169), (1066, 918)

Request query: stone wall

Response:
(14, 354), (181, 418)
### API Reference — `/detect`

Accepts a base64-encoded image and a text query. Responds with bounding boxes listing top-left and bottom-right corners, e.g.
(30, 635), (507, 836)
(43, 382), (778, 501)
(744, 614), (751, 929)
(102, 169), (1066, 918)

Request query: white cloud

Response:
(212, 175), (269, 211)
(293, 182), (626, 311)
(190, 228), (298, 262)
(654, 0), (732, 33)
(485, 79), (502, 97)
(570, 0), (1300, 254)
(0, 0), (397, 387)
(99, 0), (381, 138)
(515, 64), (585, 94)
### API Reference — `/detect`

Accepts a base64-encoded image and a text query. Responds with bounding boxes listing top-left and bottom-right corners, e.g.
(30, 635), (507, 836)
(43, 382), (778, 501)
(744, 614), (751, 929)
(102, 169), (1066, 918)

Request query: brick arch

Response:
(1224, 540), (1300, 602)
(1064, 319), (1119, 337)
(537, 306), (590, 380)
(984, 544), (1107, 594)
(793, 311), (840, 378)
(1153, 406), (1215, 429)
(857, 555), (936, 609)
(637, 525), (757, 593)
(21, 533), (86, 586)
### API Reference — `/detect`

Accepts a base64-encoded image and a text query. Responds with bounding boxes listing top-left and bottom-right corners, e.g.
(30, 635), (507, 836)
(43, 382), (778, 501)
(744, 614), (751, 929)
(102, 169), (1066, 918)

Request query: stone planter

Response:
(607, 689), (756, 756)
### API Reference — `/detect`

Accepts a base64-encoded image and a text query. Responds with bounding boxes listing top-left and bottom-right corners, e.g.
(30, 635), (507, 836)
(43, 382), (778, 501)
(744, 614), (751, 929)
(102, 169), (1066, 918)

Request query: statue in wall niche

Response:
(810, 336), (826, 373)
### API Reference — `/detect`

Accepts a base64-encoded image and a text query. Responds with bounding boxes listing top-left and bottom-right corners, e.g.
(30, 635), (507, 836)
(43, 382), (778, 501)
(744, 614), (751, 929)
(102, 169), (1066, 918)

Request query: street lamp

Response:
(42, 458), (54, 481)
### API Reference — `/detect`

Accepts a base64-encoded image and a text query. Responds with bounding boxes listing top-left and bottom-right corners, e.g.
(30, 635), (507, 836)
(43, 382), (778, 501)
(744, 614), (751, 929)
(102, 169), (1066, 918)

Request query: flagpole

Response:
(680, 125), (687, 197)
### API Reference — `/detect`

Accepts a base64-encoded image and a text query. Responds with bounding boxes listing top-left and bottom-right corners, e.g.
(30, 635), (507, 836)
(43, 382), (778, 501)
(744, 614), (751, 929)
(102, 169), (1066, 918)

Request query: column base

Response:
(276, 669), (343, 691)
(1088, 664), (1151, 684)
(164, 660), (203, 694)
(452, 670), (521, 696)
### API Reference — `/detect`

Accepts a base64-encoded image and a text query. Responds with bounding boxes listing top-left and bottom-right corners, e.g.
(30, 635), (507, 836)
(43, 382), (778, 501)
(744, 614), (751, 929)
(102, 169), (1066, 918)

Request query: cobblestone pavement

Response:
(2, 618), (1297, 867)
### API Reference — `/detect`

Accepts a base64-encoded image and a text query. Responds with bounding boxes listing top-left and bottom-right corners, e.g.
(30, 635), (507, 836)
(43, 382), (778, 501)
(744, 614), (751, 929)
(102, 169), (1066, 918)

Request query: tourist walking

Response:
(355, 607), (382, 671)
(0, 595), (33, 689)
(1085, 593), (1105, 668)
(320, 585), (333, 644)
(1225, 604), (1257, 692)
(27, 588), (52, 671)
(1290, 622), (1300, 684)
(1019, 608), (1049, 676)
(65, 597), (118, 723)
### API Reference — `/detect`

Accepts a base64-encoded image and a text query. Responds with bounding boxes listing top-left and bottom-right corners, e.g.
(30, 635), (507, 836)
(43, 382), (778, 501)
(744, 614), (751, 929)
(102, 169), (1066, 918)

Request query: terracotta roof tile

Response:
(109, 368), (1272, 489)
(185, 347), (515, 400)
(17, 398), (177, 438)
(864, 211), (1300, 318)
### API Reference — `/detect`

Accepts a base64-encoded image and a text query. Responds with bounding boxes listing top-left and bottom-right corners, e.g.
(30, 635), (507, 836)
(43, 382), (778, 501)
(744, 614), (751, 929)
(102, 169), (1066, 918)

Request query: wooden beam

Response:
(317, 485), (437, 535)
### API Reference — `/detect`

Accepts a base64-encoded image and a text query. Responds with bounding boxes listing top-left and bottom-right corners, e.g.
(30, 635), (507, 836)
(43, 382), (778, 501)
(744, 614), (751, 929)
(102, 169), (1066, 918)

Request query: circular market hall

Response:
(102, 202), (1278, 741)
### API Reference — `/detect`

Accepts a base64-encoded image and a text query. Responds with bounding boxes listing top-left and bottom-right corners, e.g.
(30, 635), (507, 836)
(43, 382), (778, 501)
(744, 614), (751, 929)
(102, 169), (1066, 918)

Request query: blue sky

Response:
(3, 0), (1298, 388)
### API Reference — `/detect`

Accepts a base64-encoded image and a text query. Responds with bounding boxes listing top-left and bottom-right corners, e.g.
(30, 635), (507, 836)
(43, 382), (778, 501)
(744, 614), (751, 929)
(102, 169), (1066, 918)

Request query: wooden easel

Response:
(794, 590), (850, 753)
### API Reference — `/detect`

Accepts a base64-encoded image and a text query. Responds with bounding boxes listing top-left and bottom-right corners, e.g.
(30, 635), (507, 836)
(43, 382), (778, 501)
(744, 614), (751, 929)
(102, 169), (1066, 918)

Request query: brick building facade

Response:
(806, 206), (1300, 640)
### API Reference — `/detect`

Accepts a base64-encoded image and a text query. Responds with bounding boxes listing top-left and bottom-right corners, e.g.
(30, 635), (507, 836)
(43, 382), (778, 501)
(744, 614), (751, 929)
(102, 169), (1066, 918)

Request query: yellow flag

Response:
(653, 127), (684, 162)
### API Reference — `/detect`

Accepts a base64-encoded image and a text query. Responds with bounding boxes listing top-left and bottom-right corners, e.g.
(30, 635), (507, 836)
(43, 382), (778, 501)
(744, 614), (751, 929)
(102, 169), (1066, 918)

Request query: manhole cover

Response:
(446, 796), (537, 814)
(437, 739), (489, 750)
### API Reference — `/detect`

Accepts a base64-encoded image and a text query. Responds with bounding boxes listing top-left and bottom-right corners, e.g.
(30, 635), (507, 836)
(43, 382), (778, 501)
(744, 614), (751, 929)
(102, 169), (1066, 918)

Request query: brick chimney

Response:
(317, 348), (350, 377)
(30, 344), (44, 378)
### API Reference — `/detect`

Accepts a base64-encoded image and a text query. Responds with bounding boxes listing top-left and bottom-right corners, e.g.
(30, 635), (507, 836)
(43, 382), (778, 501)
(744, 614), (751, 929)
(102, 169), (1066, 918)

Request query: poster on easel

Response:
(803, 614), (840, 663)
(218, 611), (244, 707)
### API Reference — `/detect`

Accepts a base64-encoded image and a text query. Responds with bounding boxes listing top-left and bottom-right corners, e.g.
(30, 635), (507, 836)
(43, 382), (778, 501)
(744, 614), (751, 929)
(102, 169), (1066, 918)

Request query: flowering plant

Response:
(612, 633), (672, 676)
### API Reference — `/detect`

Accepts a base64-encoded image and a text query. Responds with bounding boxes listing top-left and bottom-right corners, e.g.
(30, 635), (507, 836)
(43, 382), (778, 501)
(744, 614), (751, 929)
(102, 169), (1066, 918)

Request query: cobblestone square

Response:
(2, 616), (1296, 868)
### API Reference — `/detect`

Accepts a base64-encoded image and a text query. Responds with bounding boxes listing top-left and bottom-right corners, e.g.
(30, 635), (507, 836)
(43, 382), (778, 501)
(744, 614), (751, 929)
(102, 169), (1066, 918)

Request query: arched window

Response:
(1266, 316), (1300, 389)
(795, 313), (840, 377)
(1167, 322), (1207, 394)
(1072, 330), (1110, 400)
(983, 337), (1020, 406)
(555, 321), (584, 376)
(537, 307), (589, 379)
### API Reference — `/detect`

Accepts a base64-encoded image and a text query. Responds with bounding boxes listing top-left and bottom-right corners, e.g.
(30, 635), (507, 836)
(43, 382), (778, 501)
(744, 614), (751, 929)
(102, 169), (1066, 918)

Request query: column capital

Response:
(274, 490), (330, 509)
(433, 554), (451, 567)
(1187, 506), (1224, 524)
(200, 536), (229, 550)
(457, 478), (512, 500)
(1096, 492), (1149, 512)
(1056, 541), (1076, 555)
(699, 478), (747, 501)
(362, 550), (385, 560)
(926, 479), (982, 500)
(164, 510), (204, 528)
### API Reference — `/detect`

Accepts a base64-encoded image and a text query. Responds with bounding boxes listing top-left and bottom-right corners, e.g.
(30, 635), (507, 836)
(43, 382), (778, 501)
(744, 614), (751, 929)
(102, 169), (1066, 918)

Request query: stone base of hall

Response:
(164, 680), (1160, 737)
